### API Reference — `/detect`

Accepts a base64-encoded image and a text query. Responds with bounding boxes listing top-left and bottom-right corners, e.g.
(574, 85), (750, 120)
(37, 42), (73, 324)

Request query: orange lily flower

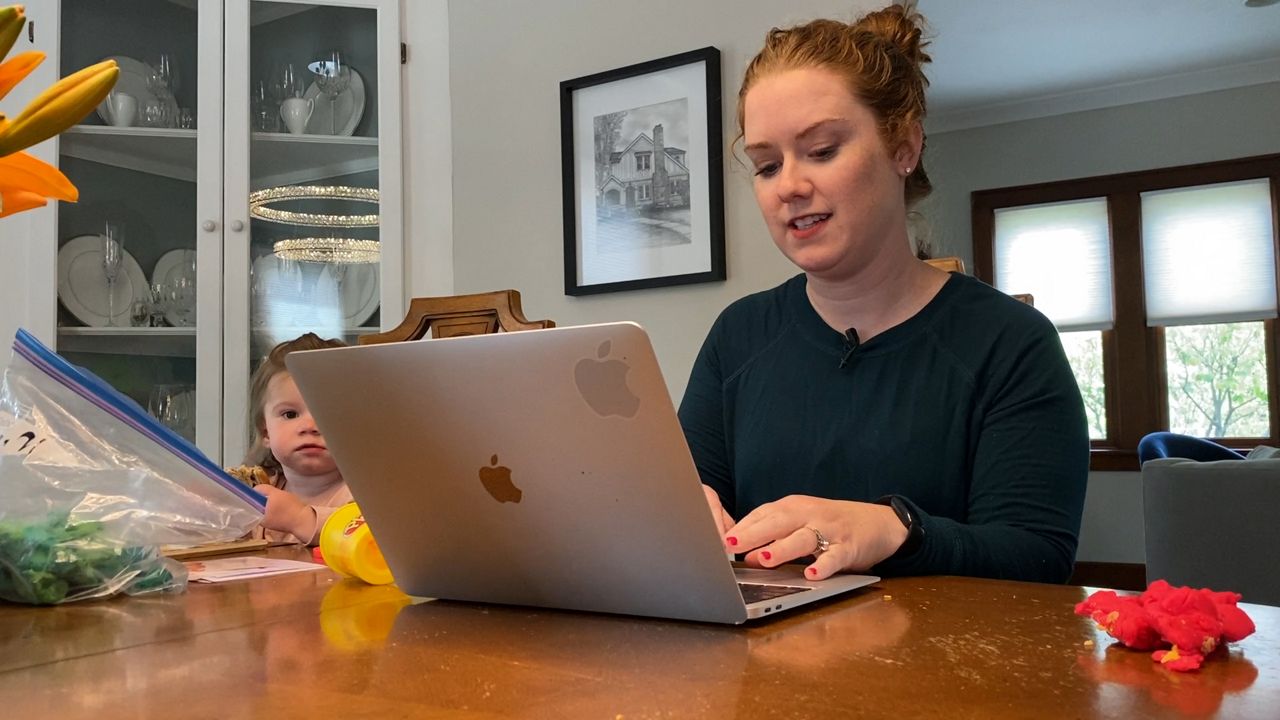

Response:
(0, 58), (119, 156)
(0, 6), (23, 60)
(0, 4), (117, 218)
(0, 49), (41, 99)
(0, 148), (76, 218)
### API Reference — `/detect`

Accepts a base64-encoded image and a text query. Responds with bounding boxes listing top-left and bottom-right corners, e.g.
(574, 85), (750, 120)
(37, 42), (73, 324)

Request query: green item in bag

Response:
(0, 512), (179, 605)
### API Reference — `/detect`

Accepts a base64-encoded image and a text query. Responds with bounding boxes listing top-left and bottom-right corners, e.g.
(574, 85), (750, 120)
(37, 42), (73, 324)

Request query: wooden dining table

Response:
(2, 546), (1276, 719)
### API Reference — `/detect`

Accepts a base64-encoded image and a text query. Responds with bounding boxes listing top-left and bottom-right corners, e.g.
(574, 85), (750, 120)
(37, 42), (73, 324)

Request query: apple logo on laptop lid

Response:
(574, 340), (640, 418)
(478, 454), (522, 503)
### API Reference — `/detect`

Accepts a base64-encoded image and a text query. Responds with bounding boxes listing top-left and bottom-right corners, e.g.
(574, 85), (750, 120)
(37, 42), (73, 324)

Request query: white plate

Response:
(57, 235), (151, 327)
(94, 56), (177, 126)
(152, 248), (196, 287)
(321, 262), (380, 327)
(302, 66), (365, 136)
(152, 248), (198, 327)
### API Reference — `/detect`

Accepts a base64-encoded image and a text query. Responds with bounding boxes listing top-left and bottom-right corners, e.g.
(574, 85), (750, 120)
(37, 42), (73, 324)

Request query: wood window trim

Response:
(972, 153), (1280, 472)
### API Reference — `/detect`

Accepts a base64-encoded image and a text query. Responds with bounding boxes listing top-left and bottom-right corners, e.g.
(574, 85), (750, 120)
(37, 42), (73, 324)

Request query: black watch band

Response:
(876, 495), (924, 557)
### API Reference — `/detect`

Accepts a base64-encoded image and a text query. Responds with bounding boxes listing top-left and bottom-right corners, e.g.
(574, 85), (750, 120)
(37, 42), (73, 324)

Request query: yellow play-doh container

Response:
(319, 503), (394, 586)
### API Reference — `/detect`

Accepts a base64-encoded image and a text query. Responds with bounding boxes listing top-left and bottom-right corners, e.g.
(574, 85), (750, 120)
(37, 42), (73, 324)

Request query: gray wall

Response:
(921, 81), (1280, 563)
(920, 81), (1280, 265)
(447, 0), (873, 400)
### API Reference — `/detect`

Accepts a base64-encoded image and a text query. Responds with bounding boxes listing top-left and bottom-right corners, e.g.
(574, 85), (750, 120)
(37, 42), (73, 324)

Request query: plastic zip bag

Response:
(0, 330), (266, 604)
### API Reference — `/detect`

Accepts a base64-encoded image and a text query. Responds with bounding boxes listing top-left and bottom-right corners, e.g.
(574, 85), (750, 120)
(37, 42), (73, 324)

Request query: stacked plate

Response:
(56, 235), (150, 327)
(302, 66), (366, 136)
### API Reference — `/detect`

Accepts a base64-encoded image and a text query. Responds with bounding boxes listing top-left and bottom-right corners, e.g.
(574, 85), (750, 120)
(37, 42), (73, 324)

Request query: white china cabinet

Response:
(22, 0), (403, 465)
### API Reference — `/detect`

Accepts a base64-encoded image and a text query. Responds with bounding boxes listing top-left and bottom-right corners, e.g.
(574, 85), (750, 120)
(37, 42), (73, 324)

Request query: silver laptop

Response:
(287, 322), (878, 624)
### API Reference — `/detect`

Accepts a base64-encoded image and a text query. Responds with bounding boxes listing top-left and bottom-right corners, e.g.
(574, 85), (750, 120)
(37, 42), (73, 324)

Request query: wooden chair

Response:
(358, 289), (554, 344)
(924, 256), (965, 274)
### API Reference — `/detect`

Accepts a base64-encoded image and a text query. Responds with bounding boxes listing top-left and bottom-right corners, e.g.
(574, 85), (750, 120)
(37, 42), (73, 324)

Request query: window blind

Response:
(1142, 179), (1277, 327)
(994, 198), (1114, 331)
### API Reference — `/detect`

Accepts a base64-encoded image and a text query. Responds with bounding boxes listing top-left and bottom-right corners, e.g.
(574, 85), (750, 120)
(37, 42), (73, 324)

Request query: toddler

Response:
(239, 332), (352, 546)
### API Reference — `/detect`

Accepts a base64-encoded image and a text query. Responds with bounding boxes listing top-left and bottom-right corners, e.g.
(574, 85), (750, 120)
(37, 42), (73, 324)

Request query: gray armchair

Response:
(1143, 457), (1280, 606)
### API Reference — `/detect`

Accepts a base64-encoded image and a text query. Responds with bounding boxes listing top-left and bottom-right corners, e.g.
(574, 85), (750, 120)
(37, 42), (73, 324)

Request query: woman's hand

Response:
(703, 484), (734, 534)
(724, 495), (908, 580)
(254, 485), (318, 542)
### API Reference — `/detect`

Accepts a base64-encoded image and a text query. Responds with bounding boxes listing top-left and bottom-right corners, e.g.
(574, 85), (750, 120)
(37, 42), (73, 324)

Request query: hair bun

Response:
(854, 2), (931, 68)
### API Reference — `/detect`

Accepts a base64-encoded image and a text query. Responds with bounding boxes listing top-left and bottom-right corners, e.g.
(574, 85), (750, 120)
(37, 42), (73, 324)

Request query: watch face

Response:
(885, 496), (911, 527)
(885, 496), (923, 555)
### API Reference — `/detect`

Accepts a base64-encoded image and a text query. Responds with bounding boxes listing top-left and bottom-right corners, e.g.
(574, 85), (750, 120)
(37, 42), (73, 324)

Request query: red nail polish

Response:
(807, 567), (818, 576)
(726, 536), (738, 546)
(761, 550), (772, 561)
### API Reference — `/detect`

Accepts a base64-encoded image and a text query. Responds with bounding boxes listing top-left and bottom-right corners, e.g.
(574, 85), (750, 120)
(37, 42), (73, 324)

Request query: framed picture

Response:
(560, 47), (725, 296)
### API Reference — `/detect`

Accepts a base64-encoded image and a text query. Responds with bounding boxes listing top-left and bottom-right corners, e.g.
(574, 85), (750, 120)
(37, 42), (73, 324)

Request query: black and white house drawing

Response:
(592, 98), (692, 252)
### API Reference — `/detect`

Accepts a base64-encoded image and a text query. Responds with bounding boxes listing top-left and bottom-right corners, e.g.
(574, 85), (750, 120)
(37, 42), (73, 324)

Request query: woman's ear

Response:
(894, 121), (924, 175)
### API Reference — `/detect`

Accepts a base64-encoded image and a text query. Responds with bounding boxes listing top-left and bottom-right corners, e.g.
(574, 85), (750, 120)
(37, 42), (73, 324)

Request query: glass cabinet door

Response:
(56, 0), (212, 451)
(223, 0), (402, 465)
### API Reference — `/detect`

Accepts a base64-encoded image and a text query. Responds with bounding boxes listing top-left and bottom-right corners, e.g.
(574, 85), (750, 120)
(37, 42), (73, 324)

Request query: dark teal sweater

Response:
(678, 273), (1089, 583)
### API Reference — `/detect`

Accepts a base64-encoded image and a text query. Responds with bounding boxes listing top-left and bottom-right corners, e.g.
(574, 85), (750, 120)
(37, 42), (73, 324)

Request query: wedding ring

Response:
(806, 526), (830, 555)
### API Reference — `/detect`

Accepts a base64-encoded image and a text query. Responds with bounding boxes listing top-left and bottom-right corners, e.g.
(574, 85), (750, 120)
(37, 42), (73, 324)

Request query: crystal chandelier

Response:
(251, 184), (381, 264)
(272, 237), (381, 264)
(248, 185), (379, 227)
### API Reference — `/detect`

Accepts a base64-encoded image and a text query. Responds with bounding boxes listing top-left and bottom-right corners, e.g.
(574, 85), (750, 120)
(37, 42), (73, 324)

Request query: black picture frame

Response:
(560, 47), (725, 296)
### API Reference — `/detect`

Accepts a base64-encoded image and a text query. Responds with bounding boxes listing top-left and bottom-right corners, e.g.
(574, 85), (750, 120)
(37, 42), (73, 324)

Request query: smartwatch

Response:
(876, 495), (924, 557)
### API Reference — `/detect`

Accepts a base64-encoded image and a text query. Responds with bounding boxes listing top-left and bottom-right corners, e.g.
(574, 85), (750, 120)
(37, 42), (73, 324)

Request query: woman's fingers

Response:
(725, 496), (815, 554)
(746, 525), (823, 568)
(701, 485), (734, 534)
(726, 495), (899, 578)
(801, 546), (846, 580)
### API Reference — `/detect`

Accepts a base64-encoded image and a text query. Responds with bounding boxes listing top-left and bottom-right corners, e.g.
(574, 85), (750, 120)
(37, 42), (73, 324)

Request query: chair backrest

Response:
(1143, 457), (1280, 606)
(924, 256), (965, 273)
(358, 289), (554, 344)
(923, 256), (1034, 306)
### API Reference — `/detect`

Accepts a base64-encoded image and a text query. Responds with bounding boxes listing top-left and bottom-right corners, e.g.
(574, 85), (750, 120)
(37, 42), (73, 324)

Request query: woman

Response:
(678, 3), (1088, 583)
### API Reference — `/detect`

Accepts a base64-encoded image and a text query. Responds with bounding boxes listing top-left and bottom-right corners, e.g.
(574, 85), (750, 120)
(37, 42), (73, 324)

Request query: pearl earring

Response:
(904, 166), (913, 174)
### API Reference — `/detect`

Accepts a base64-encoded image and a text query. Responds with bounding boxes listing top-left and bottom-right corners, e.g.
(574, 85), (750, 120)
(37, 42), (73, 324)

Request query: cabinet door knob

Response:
(201, 220), (217, 232)
(230, 220), (245, 232)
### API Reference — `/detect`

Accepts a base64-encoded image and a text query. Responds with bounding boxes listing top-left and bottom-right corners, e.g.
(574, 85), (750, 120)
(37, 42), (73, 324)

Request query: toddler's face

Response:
(261, 373), (338, 477)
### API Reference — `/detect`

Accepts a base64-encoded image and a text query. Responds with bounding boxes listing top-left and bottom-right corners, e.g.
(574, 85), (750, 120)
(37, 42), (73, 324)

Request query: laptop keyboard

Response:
(739, 583), (813, 605)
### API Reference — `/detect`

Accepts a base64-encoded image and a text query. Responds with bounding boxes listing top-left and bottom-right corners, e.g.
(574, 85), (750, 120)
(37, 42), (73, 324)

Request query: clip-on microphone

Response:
(838, 328), (860, 369)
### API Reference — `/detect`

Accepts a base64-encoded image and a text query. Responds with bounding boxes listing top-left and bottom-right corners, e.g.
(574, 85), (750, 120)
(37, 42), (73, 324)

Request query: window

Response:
(973, 154), (1280, 470)
(636, 152), (651, 172)
(638, 183), (650, 201)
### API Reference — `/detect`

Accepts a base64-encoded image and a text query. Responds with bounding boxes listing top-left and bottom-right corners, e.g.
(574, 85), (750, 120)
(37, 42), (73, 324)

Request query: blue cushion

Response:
(1137, 432), (1245, 464)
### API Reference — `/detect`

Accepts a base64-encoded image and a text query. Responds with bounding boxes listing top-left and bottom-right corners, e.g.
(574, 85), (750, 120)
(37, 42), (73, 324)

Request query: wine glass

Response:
(154, 53), (177, 95)
(312, 50), (350, 135)
(148, 383), (194, 439)
(171, 275), (196, 327)
(147, 384), (173, 423)
(148, 282), (168, 326)
(100, 222), (124, 327)
(251, 79), (279, 132)
(269, 62), (303, 104)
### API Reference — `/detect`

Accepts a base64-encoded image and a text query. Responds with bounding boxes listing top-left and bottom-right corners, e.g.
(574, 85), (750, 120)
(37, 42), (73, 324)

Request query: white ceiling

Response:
(918, 0), (1280, 132)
